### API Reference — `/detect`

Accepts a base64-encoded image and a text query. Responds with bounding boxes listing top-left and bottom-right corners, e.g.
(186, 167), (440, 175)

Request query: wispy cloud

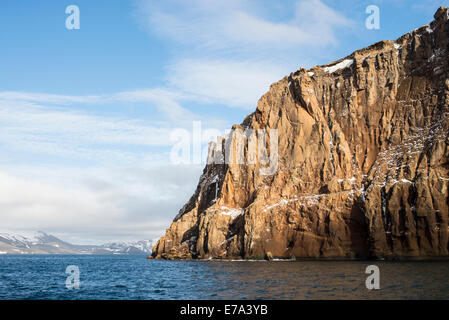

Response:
(166, 59), (289, 108)
(139, 0), (353, 52)
(0, 164), (203, 243)
(0, 85), (232, 243)
(135, 0), (355, 109)
(114, 88), (197, 123)
(0, 91), (104, 105)
(0, 100), (172, 164)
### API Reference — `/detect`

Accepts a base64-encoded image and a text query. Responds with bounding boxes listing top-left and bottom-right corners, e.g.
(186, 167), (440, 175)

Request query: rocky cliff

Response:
(152, 7), (449, 260)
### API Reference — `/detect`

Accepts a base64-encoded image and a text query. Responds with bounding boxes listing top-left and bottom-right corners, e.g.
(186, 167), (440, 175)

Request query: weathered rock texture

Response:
(152, 8), (449, 260)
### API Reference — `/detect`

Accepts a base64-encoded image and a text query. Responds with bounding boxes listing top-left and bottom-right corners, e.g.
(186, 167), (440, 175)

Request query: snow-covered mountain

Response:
(0, 231), (155, 255)
(98, 240), (155, 254)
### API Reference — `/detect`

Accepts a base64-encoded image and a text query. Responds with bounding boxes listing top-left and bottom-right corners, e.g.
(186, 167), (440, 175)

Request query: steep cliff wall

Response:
(152, 7), (449, 260)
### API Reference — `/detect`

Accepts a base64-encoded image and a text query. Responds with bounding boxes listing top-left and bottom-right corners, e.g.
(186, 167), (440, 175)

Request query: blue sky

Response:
(0, 0), (446, 244)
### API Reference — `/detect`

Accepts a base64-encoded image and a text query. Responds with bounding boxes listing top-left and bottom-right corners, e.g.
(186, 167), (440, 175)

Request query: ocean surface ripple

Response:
(0, 255), (448, 299)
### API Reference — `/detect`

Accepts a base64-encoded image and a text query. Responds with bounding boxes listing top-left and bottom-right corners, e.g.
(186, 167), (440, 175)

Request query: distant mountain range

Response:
(0, 231), (155, 255)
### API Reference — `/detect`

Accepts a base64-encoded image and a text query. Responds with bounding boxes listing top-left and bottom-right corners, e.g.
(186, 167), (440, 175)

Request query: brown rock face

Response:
(152, 8), (449, 260)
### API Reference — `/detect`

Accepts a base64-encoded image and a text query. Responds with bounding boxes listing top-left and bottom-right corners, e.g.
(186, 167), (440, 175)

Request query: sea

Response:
(0, 255), (448, 300)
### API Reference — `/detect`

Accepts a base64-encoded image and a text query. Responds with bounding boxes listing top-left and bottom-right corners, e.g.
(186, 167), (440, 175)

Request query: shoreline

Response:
(148, 256), (449, 262)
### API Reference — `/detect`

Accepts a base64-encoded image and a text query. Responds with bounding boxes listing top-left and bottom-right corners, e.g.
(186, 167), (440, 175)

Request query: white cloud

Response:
(0, 164), (203, 243)
(293, 0), (354, 46)
(224, 11), (312, 46)
(135, 0), (354, 109)
(0, 92), (228, 243)
(0, 100), (173, 164)
(114, 88), (197, 123)
(138, 0), (353, 51)
(0, 88), (233, 163)
(0, 89), (195, 123)
(0, 87), (233, 124)
(167, 59), (289, 108)
(0, 91), (103, 105)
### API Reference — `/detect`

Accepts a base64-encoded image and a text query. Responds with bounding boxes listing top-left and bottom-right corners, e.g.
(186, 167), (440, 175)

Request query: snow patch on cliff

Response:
(220, 207), (244, 218)
(324, 59), (354, 73)
(263, 197), (298, 212)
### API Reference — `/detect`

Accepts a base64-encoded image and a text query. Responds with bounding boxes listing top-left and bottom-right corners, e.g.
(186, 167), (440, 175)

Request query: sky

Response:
(0, 0), (446, 244)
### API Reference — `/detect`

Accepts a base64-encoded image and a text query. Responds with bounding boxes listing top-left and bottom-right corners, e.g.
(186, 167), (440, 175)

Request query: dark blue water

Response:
(0, 255), (448, 299)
